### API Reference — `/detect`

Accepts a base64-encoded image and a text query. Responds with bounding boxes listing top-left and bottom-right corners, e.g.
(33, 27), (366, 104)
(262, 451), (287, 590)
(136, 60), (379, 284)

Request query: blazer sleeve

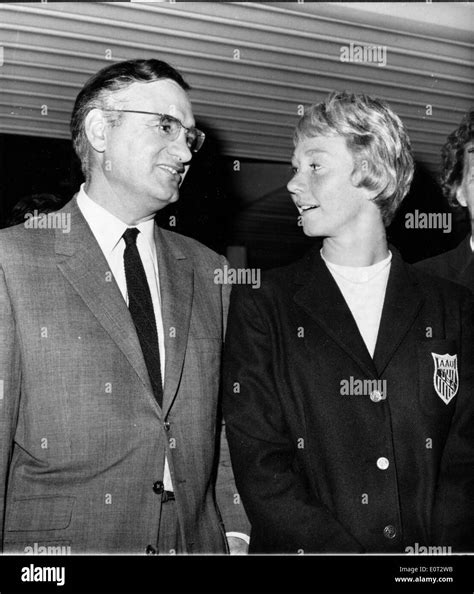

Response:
(431, 294), (474, 551)
(215, 255), (251, 537)
(222, 284), (364, 553)
(0, 264), (22, 551)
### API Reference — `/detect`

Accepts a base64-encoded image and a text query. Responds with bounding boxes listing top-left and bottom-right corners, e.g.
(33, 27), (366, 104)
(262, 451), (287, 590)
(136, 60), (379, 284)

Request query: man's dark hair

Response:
(441, 109), (474, 207)
(70, 59), (190, 177)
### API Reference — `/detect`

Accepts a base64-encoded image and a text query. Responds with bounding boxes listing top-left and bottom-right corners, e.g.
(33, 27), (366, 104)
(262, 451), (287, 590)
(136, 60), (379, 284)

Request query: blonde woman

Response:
(223, 92), (474, 554)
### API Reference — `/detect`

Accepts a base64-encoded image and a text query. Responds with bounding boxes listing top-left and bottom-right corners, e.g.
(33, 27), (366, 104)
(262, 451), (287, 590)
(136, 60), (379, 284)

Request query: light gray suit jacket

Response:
(0, 196), (245, 554)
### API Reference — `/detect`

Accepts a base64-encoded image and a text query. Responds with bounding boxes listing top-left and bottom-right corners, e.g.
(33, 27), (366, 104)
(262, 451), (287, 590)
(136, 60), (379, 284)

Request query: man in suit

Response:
(0, 59), (248, 554)
(416, 110), (474, 291)
(223, 92), (474, 553)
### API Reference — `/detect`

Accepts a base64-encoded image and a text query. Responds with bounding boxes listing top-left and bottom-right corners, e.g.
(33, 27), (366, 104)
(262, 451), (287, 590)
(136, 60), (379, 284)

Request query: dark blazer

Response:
(0, 196), (246, 554)
(223, 247), (474, 553)
(415, 235), (474, 292)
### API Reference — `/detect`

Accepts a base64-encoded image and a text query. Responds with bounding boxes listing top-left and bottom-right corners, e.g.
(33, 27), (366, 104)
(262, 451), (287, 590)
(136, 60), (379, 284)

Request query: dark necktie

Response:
(123, 227), (163, 408)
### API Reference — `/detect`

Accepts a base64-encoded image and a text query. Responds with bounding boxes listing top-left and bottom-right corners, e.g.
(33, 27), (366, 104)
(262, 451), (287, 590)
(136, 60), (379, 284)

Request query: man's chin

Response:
(154, 192), (179, 206)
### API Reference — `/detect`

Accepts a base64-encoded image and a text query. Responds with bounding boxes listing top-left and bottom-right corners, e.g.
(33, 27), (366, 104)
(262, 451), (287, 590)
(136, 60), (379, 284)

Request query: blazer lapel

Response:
(55, 197), (158, 413)
(373, 250), (425, 375)
(154, 226), (193, 417)
(293, 248), (379, 379)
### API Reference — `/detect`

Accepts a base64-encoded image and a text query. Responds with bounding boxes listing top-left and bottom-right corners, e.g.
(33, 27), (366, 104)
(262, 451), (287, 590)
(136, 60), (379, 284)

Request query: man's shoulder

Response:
(408, 257), (474, 304)
(414, 248), (456, 274)
(0, 198), (82, 268)
(414, 237), (469, 279)
(0, 221), (55, 260)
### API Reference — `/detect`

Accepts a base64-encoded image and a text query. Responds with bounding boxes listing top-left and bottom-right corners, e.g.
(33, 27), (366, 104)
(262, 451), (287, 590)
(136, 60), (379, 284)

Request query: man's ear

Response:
(455, 185), (467, 208)
(84, 108), (107, 154)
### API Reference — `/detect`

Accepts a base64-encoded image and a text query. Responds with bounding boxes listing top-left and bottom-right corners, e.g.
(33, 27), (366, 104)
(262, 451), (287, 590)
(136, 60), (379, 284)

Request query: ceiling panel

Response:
(0, 1), (472, 192)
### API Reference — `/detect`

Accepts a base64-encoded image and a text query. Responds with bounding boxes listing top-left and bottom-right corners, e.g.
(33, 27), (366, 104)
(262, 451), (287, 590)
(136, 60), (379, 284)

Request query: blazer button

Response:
(383, 525), (397, 539)
(146, 545), (157, 555)
(164, 421), (171, 432)
(370, 390), (384, 402)
(153, 480), (164, 494)
(376, 457), (389, 470)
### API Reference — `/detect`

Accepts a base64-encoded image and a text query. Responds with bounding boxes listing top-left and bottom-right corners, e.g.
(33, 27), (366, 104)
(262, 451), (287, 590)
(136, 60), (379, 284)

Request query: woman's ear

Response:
(351, 160), (368, 186)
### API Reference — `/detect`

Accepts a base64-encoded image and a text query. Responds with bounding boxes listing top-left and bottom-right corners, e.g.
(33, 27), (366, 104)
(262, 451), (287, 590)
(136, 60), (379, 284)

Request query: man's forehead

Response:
(116, 79), (185, 99)
(113, 79), (193, 119)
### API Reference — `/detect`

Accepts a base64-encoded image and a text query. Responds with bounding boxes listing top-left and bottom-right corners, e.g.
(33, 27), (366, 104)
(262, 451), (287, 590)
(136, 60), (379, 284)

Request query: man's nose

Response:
(168, 129), (193, 163)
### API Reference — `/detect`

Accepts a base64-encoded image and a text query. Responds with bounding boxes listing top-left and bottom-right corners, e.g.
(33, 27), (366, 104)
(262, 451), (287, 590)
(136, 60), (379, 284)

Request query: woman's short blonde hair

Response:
(294, 91), (414, 226)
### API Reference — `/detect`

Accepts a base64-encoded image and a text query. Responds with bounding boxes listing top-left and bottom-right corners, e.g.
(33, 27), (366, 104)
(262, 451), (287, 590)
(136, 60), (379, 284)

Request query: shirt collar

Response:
(76, 184), (156, 257)
(470, 235), (474, 252)
(321, 249), (392, 282)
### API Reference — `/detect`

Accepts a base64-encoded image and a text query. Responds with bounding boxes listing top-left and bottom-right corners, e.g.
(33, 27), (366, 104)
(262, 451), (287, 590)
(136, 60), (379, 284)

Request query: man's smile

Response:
(156, 163), (183, 182)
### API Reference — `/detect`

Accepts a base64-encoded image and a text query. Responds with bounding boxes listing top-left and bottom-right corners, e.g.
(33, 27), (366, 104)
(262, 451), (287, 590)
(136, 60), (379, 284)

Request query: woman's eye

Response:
(290, 164), (320, 174)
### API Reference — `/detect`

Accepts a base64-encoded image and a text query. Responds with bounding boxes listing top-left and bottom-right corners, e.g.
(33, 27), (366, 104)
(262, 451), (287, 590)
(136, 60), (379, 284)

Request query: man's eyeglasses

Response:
(101, 109), (205, 153)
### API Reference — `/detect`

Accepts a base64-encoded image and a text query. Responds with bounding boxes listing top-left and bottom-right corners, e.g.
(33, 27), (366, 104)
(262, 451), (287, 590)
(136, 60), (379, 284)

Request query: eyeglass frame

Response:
(100, 108), (205, 153)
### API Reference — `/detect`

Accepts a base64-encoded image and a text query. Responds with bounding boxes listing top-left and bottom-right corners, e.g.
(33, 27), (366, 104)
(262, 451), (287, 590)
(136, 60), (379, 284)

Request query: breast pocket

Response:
(5, 495), (76, 532)
(188, 336), (222, 353)
(417, 339), (459, 416)
(182, 338), (221, 408)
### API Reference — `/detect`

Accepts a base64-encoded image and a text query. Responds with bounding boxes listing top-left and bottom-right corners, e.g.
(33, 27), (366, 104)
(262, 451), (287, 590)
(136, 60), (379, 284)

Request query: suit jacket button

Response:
(376, 457), (389, 470)
(153, 480), (164, 494)
(164, 421), (171, 432)
(146, 545), (157, 555)
(370, 390), (384, 402)
(383, 525), (397, 539)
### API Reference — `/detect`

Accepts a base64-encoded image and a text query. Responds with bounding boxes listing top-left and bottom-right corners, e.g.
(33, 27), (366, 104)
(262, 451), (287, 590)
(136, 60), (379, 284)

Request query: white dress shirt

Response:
(322, 250), (392, 358)
(77, 185), (173, 491)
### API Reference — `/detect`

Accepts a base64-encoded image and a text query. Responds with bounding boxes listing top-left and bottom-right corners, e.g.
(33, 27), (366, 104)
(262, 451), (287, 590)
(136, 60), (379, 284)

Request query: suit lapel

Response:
(293, 248), (378, 379)
(55, 197), (158, 413)
(450, 236), (474, 289)
(154, 227), (193, 417)
(373, 250), (424, 375)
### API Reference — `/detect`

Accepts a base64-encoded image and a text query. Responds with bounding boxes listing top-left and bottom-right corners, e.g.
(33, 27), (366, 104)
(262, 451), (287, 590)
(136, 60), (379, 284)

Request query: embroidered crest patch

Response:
(431, 352), (458, 404)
